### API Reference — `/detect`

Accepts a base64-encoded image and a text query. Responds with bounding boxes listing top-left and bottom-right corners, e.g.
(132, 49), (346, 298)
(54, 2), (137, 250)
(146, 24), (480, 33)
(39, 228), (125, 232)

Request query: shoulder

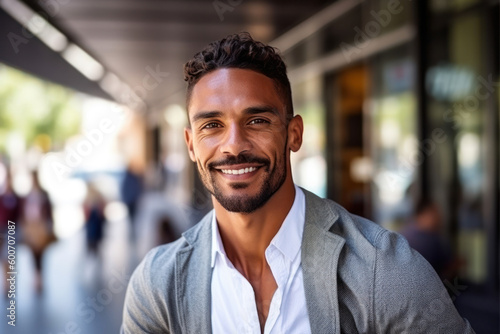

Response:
(136, 238), (188, 282)
(304, 191), (415, 279)
(121, 242), (185, 333)
(132, 215), (211, 286)
(122, 215), (212, 333)
(124, 237), (189, 316)
(303, 189), (432, 276)
(302, 188), (388, 252)
(302, 191), (474, 332)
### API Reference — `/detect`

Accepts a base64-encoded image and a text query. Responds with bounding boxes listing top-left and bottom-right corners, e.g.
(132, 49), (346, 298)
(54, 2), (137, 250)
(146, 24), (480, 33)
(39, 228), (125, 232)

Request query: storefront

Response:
(279, 0), (499, 331)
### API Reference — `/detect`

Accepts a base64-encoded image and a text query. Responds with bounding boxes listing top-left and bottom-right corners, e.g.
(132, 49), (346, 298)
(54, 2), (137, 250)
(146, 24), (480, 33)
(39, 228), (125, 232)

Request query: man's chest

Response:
(210, 260), (311, 334)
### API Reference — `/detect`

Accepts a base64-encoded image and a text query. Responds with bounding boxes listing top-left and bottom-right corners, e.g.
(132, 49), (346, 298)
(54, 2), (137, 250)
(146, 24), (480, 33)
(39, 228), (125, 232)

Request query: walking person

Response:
(20, 171), (55, 293)
(0, 168), (21, 296)
(83, 183), (106, 256)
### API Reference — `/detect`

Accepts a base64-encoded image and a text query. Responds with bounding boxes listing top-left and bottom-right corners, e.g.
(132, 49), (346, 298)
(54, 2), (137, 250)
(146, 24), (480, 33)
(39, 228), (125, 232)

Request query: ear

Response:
(184, 127), (196, 162)
(287, 115), (303, 152)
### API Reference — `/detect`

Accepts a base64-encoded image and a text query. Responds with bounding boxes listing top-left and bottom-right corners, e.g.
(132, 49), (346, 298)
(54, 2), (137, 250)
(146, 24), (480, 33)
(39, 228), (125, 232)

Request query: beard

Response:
(197, 146), (288, 214)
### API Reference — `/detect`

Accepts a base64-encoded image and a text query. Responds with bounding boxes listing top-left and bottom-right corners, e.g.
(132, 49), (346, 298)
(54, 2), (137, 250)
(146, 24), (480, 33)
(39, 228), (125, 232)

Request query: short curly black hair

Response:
(183, 32), (293, 118)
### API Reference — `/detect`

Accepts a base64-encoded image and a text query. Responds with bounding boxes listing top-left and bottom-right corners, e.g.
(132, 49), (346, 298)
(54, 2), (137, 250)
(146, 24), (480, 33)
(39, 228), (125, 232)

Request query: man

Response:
(121, 33), (474, 333)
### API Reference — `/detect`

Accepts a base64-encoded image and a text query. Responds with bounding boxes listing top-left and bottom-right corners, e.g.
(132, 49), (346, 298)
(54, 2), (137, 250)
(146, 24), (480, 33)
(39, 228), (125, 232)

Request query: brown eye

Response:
(249, 119), (269, 125)
(203, 122), (221, 129)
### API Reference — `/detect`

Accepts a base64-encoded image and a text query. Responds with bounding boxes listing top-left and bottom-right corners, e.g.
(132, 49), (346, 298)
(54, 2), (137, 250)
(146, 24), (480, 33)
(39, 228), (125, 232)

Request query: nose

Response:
(219, 123), (252, 156)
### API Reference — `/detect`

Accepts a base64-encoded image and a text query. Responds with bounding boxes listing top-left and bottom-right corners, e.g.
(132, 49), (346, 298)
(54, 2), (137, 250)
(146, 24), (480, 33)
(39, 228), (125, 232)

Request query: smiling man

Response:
(121, 33), (474, 334)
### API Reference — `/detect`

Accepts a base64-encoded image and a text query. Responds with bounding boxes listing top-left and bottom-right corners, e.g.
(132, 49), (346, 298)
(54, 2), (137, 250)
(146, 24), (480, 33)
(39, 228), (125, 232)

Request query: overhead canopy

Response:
(0, 8), (112, 100)
(1, 0), (333, 112)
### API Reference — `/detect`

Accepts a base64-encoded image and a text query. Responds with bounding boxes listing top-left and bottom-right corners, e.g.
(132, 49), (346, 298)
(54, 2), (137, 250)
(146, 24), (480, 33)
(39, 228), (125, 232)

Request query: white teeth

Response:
(221, 167), (257, 175)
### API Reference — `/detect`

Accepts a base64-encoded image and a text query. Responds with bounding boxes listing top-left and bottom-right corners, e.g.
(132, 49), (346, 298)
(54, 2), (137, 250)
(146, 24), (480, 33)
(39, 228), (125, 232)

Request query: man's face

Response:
(184, 68), (302, 213)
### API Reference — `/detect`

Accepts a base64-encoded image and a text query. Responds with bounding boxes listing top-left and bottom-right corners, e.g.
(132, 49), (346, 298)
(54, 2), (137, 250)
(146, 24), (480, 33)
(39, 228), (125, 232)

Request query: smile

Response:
(220, 167), (258, 175)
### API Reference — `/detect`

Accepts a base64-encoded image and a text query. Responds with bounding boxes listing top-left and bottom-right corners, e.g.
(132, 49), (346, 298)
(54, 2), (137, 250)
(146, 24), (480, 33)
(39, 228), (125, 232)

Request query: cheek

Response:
(255, 129), (284, 147)
(257, 136), (287, 161)
(194, 138), (218, 164)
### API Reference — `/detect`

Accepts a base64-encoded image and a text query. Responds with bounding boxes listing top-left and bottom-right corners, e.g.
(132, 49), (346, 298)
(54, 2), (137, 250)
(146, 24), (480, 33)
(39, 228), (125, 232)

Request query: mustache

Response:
(208, 153), (270, 169)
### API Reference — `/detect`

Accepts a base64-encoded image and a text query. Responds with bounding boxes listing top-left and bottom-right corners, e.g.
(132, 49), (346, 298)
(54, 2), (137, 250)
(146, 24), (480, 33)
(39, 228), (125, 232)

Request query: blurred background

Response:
(0, 0), (498, 333)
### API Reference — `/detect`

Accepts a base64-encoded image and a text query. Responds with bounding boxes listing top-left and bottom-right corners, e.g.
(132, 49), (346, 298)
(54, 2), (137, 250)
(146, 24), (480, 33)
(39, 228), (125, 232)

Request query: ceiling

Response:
(13, 0), (335, 113)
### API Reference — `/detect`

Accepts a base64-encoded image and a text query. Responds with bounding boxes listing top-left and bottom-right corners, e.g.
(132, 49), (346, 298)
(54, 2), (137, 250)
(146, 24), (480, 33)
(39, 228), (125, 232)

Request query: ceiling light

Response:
(0, 0), (35, 25)
(62, 43), (104, 81)
(99, 72), (123, 97)
(1, 0), (67, 51)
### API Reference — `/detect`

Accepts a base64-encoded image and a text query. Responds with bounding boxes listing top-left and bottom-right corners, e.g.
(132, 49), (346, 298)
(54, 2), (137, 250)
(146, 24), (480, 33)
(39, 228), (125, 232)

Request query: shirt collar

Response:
(211, 184), (306, 268)
(211, 210), (227, 268)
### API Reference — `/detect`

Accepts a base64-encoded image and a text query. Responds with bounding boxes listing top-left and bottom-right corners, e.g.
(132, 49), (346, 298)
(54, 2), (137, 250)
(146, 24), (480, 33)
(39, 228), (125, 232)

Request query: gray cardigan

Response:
(121, 189), (474, 333)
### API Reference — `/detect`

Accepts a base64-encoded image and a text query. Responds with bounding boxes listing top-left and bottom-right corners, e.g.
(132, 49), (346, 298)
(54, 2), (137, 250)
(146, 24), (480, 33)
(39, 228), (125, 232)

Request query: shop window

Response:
(369, 47), (417, 229)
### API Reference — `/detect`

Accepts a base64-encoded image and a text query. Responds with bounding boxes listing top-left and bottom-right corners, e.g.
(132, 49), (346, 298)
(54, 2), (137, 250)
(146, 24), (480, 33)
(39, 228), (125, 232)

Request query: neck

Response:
(213, 179), (296, 279)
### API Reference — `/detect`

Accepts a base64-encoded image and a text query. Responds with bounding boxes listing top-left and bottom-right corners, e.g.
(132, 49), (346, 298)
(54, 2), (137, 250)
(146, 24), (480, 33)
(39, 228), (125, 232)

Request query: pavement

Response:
(0, 210), (138, 334)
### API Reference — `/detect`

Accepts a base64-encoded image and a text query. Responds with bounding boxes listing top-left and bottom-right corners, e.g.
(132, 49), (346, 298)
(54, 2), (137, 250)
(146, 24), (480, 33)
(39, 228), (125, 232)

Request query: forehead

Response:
(188, 68), (283, 118)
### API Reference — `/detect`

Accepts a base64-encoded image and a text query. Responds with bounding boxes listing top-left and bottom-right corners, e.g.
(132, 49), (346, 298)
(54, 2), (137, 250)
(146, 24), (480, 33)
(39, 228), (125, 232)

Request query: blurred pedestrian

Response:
(20, 171), (55, 293)
(83, 183), (106, 256)
(119, 165), (143, 238)
(0, 169), (22, 295)
(401, 199), (455, 279)
(156, 215), (178, 246)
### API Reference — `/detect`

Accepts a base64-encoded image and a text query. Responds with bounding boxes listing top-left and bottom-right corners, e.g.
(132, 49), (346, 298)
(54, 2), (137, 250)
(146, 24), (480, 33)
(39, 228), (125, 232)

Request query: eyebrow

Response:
(191, 111), (223, 124)
(243, 106), (280, 117)
(190, 106), (280, 124)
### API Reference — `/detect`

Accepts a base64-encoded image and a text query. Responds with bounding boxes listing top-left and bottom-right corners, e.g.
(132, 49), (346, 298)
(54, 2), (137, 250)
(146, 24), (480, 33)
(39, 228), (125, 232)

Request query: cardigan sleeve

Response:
(373, 229), (475, 333)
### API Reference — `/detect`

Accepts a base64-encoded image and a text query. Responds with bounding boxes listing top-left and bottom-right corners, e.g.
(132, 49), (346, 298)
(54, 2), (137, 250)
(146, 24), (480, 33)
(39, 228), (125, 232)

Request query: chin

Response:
(216, 195), (268, 214)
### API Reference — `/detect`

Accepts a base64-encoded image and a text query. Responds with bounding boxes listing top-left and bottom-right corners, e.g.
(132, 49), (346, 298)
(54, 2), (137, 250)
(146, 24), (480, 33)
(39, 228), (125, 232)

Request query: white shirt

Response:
(211, 185), (311, 334)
